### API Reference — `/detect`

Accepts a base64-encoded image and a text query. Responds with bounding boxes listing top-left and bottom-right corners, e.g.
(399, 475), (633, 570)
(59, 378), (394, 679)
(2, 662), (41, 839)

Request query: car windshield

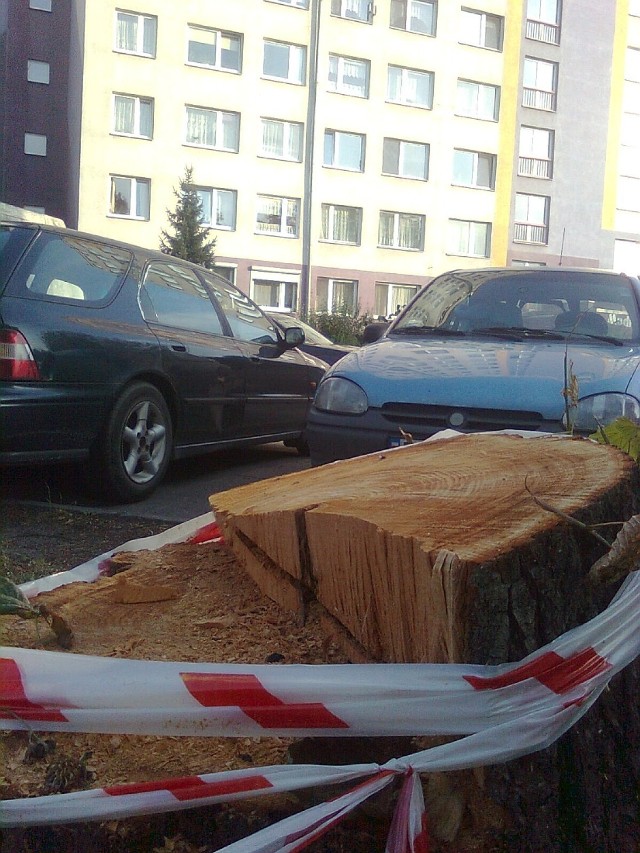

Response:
(392, 269), (640, 343)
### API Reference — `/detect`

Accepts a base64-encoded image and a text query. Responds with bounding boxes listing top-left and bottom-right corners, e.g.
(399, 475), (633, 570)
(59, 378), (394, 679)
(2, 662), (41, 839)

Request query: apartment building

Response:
(2, 0), (639, 317)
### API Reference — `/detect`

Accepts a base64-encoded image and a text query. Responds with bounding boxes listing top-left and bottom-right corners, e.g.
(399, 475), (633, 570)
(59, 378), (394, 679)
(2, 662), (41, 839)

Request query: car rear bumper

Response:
(0, 382), (111, 460)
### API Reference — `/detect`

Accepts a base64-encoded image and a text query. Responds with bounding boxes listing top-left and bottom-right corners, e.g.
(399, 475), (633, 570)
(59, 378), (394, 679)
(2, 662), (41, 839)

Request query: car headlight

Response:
(314, 377), (368, 414)
(568, 393), (640, 432)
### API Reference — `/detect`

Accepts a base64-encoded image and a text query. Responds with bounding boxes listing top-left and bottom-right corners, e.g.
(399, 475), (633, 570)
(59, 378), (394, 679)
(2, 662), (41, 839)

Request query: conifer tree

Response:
(160, 166), (217, 268)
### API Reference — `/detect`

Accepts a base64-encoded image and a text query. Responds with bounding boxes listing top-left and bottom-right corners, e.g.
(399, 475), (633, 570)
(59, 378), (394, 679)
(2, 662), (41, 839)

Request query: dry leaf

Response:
(588, 513), (640, 585)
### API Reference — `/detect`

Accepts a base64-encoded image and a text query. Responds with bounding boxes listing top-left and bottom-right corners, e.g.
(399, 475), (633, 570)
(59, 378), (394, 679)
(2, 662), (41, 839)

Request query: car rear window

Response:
(8, 231), (132, 305)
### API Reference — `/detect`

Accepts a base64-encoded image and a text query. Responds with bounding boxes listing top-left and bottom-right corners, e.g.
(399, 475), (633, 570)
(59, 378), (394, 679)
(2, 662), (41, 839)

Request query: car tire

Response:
(97, 382), (173, 503)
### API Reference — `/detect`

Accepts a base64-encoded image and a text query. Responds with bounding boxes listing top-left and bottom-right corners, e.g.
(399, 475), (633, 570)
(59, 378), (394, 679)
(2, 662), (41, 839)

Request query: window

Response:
(260, 118), (303, 161)
(382, 138), (429, 180)
(390, 0), (437, 35)
(109, 175), (150, 219)
(456, 79), (500, 120)
(526, 0), (560, 44)
(452, 149), (496, 189)
(331, 0), (371, 22)
(263, 40), (306, 84)
(113, 94), (153, 138)
(387, 65), (434, 107)
(29, 0), (51, 9)
(518, 126), (554, 178)
(269, 0), (309, 6)
(448, 219), (491, 257)
(185, 107), (240, 151)
(460, 9), (503, 50)
(321, 204), (362, 244)
(142, 263), (224, 335)
(196, 187), (237, 230)
(27, 60), (50, 84)
(251, 273), (299, 311)
(255, 195), (300, 237)
(205, 276), (278, 344)
(114, 11), (157, 57)
(514, 193), (549, 243)
(378, 211), (425, 250)
(316, 278), (358, 314)
(186, 26), (242, 72)
(328, 54), (370, 97)
(324, 130), (365, 171)
(24, 133), (47, 156)
(374, 282), (419, 317)
(523, 58), (557, 110)
(213, 265), (237, 285)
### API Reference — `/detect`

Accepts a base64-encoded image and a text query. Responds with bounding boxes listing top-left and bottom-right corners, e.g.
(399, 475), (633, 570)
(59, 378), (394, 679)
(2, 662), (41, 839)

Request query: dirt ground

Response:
(0, 502), (427, 853)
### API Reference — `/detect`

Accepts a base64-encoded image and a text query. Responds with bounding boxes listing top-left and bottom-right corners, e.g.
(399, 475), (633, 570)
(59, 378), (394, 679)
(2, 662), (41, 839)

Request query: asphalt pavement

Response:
(1, 442), (311, 524)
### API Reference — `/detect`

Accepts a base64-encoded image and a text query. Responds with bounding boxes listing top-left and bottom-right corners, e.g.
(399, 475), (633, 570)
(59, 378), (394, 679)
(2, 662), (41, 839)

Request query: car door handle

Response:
(169, 342), (187, 352)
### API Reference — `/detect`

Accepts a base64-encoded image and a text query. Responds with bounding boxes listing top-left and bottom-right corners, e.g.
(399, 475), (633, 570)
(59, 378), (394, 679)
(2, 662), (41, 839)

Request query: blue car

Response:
(307, 267), (640, 466)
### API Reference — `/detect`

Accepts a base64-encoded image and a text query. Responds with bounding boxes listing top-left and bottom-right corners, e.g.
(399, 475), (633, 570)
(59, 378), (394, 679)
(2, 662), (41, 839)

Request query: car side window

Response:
(141, 262), (225, 335)
(201, 271), (279, 345)
(12, 232), (131, 304)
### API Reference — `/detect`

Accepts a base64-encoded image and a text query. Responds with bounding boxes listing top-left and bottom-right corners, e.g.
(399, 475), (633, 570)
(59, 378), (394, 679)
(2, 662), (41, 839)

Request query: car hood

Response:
(328, 335), (640, 418)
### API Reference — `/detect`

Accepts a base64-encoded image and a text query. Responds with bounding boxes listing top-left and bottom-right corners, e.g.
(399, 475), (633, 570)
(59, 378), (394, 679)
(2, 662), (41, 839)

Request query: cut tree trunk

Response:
(211, 433), (640, 852)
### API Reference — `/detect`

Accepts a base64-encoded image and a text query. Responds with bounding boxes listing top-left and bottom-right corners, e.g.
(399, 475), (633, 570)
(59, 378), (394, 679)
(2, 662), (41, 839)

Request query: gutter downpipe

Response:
(301, 0), (321, 318)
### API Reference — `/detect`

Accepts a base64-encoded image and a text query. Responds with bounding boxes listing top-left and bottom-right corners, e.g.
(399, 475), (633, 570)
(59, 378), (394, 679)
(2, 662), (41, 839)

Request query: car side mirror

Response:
(283, 326), (305, 348)
(362, 322), (389, 344)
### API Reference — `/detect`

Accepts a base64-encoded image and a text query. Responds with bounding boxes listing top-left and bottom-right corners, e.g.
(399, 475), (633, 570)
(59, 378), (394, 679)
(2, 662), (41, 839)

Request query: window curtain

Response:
(342, 59), (366, 94)
(221, 112), (238, 150)
(398, 214), (423, 249)
(216, 191), (236, 228)
(285, 199), (299, 235)
(333, 207), (358, 242)
(117, 15), (136, 51)
(196, 190), (212, 225)
(411, 0), (434, 34)
(332, 280), (356, 313)
(187, 109), (215, 146)
(262, 120), (284, 156)
(114, 96), (134, 133)
(378, 212), (395, 246)
(142, 17), (156, 56)
(257, 197), (283, 232)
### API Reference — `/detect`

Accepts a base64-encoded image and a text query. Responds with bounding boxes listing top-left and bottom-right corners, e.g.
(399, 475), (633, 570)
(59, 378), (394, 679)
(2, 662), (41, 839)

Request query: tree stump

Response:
(210, 433), (640, 852)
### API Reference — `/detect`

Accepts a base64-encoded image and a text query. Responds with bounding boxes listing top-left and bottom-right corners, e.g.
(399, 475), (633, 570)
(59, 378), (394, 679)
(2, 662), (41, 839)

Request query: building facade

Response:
(2, 0), (639, 317)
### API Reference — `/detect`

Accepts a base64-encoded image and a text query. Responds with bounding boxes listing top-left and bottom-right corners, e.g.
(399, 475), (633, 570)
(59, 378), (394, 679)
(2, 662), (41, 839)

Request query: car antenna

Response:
(559, 227), (565, 266)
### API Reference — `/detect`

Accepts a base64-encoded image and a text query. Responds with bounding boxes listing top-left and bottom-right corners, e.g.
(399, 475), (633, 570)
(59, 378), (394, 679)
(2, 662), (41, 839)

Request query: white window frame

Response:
(114, 11), (157, 58)
(27, 60), (50, 84)
(330, 0), (371, 23)
(518, 126), (554, 178)
(378, 211), (425, 250)
(452, 149), (496, 189)
(390, 0), (437, 36)
(328, 54), (370, 98)
(262, 40), (306, 84)
(268, 0), (309, 7)
(448, 219), (491, 257)
(459, 8), (504, 50)
(321, 204), (362, 245)
(255, 195), (301, 237)
(250, 269), (300, 311)
(514, 193), (549, 244)
(196, 187), (237, 230)
(387, 65), (434, 108)
(323, 130), (365, 171)
(315, 278), (358, 314)
(456, 79), (500, 120)
(109, 175), (150, 220)
(186, 25), (242, 72)
(525, 0), (560, 43)
(112, 94), (154, 139)
(184, 106), (240, 152)
(374, 282), (419, 317)
(24, 133), (47, 156)
(382, 138), (429, 180)
(522, 57), (558, 110)
(260, 118), (303, 161)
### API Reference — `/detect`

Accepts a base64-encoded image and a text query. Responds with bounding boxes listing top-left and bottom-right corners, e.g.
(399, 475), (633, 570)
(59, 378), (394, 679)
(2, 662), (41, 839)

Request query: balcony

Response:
(518, 156), (553, 179)
(525, 19), (560, 45)
(522, 87), (556, 111)
(513, 223), (548, 244)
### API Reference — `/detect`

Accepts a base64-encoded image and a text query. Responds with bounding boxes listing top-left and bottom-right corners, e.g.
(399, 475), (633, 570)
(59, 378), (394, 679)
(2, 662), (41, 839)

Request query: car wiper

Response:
(555, 330), (625, 346)
(391, 325), (467, 336)
(471, 326), (527, 340)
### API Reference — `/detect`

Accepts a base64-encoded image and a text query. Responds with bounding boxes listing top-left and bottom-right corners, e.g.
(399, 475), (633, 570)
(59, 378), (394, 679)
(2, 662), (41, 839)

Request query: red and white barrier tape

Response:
(3, 468), (640, 850)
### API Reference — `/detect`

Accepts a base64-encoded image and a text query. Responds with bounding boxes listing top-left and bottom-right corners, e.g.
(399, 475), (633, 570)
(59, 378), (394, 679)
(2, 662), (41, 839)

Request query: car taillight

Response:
(0, 330), (41, 380)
